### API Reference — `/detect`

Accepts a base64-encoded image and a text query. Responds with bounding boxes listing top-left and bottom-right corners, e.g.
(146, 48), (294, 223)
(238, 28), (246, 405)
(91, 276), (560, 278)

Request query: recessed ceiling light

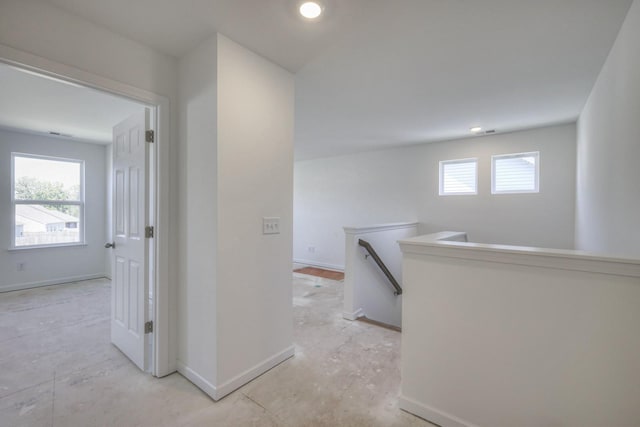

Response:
(470, 126), (483, 133)
(299, 2), (323, 19)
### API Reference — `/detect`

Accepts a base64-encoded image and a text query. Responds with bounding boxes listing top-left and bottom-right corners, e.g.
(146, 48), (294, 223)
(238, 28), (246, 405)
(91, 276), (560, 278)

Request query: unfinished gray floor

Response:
(0, 274), (434, 427)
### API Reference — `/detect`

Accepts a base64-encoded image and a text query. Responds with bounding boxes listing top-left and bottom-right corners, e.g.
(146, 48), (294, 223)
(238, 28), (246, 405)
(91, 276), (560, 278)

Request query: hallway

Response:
(0, 275), (433, 426)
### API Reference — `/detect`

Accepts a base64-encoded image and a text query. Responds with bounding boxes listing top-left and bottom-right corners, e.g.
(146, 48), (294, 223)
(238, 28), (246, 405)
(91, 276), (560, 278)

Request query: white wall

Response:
(399, 234), (640, 427)
(0, 129), (107, 291)
(294, 124), (576, 269)
(216, 34), (294, 389)
(576, 0), (640, 257)
(343, 223), (418, 328)
(0, 0), (180, 373)
(177, 34), (219, 387)
(177, 34), (294, 399)
(0, 1), (176, 99)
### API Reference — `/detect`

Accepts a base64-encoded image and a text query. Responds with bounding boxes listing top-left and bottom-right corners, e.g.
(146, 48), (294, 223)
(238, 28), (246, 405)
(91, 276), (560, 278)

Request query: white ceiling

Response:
(41, 0), (381, 72)
(0, 63), (145, 143)
(5, 1), (635, 158)
(294, 0), (634, 159)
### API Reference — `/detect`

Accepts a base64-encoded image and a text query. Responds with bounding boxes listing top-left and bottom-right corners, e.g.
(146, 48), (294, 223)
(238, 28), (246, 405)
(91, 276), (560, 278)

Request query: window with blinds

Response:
(439, 158), (478, 195)
(491, 152), (539, 194)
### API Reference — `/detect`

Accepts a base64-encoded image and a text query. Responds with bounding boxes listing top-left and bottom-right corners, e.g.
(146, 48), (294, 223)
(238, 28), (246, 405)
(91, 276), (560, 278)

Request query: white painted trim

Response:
(153, 99), (172, 377)
(343, 222), (419, 235)
(293, 258), (344, 272)
(7, 243), (88, 251)
(215, 345), (295, 400)
(10, 152), (86, 249)
(0, 273), (106, 293)
(0, 43), (173, 378)
(0, 44), (161, 104)
(413, 231), (468, 242)
(178, 346), (295, 401)
(399, 395), (479, 427)
(399, 233), (640, 277)
(342, 308), (364, 321)
(176, 361), (218, 400)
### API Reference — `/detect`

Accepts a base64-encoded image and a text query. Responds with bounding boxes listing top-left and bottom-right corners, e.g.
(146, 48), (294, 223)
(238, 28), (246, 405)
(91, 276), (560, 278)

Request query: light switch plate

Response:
(263, 217), (280, 235)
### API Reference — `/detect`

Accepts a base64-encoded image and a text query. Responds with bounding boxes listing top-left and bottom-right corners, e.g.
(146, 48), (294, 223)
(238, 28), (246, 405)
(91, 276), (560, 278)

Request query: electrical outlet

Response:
(307, 246), (315, 253)
(17, 262), (25, 271)
(262, 217), (280, 235)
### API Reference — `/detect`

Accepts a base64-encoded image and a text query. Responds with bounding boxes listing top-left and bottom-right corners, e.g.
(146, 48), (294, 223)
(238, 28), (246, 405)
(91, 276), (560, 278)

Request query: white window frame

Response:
(491, 151), (540, 195)
(439, 158), (478, 196)
(10, 152), (86, 249)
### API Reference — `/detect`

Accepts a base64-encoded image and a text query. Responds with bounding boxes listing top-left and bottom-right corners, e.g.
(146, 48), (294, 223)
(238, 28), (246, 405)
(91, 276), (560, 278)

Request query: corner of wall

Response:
(574, 0), (640, 256)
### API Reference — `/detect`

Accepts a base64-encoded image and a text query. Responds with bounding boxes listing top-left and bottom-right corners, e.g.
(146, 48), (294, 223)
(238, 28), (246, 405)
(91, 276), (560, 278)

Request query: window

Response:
(439, 158), (478, 195)
(12, 153), (84, 248)
(492, 151), (539, 194)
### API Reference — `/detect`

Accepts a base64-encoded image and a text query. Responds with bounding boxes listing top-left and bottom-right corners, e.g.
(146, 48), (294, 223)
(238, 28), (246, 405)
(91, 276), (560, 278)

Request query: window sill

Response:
(8, 242), (88, 252)
(491, 190), (540, 195)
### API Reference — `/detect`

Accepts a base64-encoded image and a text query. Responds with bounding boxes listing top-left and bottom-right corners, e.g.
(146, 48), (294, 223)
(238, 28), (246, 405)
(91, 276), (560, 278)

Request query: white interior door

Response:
(109, 110), (149, 371)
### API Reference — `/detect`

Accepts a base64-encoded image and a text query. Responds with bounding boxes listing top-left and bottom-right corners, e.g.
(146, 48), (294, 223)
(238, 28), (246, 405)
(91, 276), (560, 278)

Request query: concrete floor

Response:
(0, 274), (435, 427)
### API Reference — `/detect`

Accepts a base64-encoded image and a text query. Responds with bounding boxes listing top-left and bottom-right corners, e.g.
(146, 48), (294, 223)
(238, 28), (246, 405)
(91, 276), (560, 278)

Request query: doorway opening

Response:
(0, 56), (166, 376)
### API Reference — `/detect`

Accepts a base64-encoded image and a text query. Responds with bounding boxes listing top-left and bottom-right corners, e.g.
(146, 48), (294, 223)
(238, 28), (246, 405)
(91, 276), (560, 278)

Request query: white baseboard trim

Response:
(343, 308), (364, 321)
(157, 362), (178, 379)
(0, 273), (107, 293)
(399, 395), (478, 427)
(177, 361), (218, 400)
(177, 345), (295, 401)
(293, 258), (344, 272)
(216, 345), (295, 400)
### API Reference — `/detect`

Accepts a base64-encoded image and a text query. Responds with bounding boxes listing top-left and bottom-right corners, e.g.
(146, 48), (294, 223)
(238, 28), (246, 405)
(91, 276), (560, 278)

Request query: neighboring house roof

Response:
(15, 204), (78, 225)
(15, 215), (44, 232)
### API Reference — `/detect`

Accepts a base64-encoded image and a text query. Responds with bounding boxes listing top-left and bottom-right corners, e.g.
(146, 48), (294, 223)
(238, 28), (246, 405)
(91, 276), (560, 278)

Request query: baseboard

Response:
(177, 345), (295, 401)
(0, 273), (107, 293)
(177, 361), (218, 400)
(215, 345), (295, 400)
(399, 395), (478, 427)
(156, 361), (177, 378)
(342, 308), (364, 321)
(293, 258), (344, 272)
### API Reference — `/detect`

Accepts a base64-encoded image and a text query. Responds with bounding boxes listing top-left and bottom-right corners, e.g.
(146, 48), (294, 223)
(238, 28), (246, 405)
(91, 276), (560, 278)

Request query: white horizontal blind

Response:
(440, 158), (477, 195)
(492, 152), (539, 194)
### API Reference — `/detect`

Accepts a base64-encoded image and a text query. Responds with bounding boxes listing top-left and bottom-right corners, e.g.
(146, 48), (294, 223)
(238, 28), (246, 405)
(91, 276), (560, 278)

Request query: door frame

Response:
(0, 43), (172, 377)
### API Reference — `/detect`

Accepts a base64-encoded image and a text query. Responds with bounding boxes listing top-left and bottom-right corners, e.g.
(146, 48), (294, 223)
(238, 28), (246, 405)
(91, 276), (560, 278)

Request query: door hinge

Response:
(145, 321), (153, 334)
(145, 226), (154, 238)
(145, 130), (155, 143)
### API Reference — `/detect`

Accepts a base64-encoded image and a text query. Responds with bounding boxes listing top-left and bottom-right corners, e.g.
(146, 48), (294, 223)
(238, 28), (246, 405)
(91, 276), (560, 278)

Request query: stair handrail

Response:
(358, 239), (403, 296)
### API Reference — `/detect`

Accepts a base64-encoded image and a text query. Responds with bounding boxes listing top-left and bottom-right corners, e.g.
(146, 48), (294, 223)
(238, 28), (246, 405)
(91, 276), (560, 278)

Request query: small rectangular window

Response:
(439, 158), (478, 195)
(492, 151), (539, 194)
(12, 153), (85, 248)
